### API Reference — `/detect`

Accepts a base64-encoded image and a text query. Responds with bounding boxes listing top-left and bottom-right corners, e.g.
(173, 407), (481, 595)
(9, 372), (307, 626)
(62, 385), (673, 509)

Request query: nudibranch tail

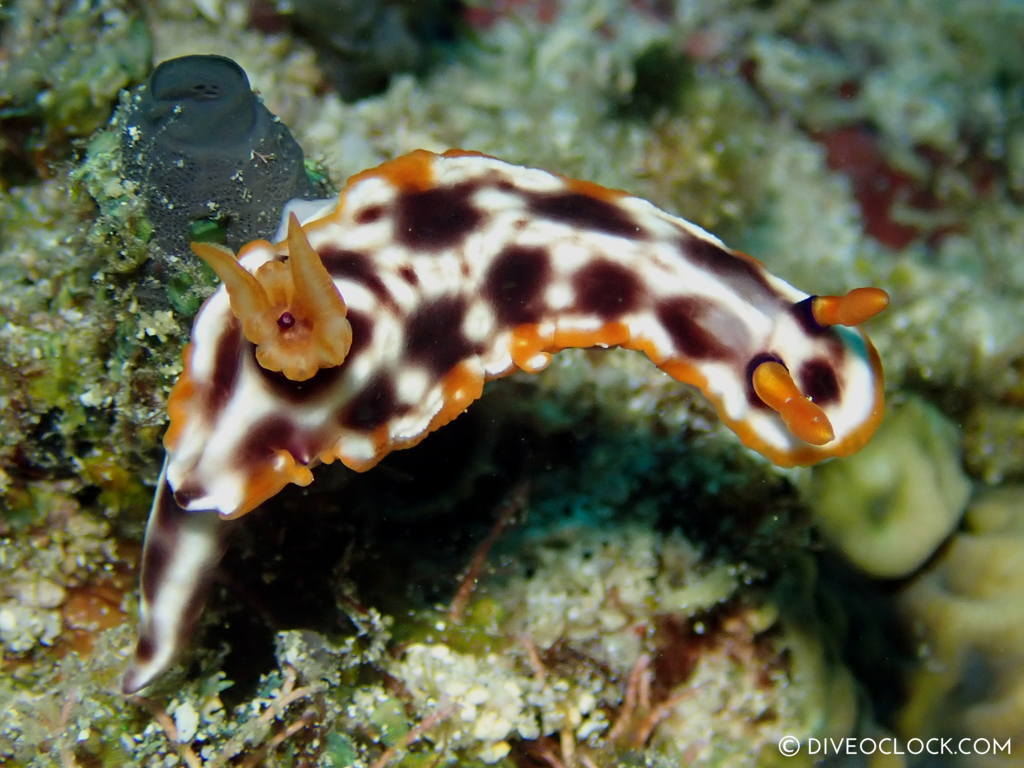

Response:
(124, 460), (228, 694)
(190, 214), (352, 382)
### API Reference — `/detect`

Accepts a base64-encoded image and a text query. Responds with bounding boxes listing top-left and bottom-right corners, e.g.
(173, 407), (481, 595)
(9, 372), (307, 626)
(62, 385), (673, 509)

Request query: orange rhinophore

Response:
(812, 287), (890, 328)
(752, 360), (835, 446)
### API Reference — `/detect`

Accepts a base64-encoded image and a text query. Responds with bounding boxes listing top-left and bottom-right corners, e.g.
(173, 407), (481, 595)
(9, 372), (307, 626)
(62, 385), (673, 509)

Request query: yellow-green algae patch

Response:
(806, 397), (971, 579)
(0, 172), (184, 523)
(0, 0), (151, 171)
(898, 485), (1024, 766)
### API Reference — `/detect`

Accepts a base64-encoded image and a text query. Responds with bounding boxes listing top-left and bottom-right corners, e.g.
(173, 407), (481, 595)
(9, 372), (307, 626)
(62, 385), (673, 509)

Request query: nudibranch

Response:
(124, 149), (887, 692)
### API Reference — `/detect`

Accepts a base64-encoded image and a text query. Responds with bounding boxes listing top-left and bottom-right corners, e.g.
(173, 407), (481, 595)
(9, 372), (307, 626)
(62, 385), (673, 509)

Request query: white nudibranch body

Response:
(124, 149), (887, 693)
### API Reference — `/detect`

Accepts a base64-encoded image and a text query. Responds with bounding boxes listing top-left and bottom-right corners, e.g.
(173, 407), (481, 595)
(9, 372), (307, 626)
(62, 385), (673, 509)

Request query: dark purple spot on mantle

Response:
(141, 541), (170, 606)
(656, 297), (732, 359)
(799, 358), (840, 405)
(238, 415), (316, 468)
(340, 373), (399, 430)
(681, 236), (778, 309)
(404, 296), (479, 375)
(319, 247), (394, 308)
(396, 182), (482, 250)
(142, 480), (185, 604)
(355, 204), (385, 224)
(399, 266), (419, 286)
(529, 192), (643, 239)
(172, 482), (206, 509)
(573, 260), (643, 318)
(207, 323), (243, 418)
(483, 245), (550, 325)
(345, 310), (372, 359)
(134, 633), (156, 663)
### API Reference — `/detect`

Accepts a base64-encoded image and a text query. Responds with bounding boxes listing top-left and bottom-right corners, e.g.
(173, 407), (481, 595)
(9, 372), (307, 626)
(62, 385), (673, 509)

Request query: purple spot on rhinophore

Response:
(746, 352), (785, 409)
(800, 358), (840, 405)
(790, 297), (846, 358)
(790, 296), (828, 336)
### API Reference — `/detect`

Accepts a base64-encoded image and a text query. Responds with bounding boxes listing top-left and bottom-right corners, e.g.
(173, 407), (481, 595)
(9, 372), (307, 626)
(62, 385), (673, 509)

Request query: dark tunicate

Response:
(121, 54), (326, 254)
(145, 56), (257, 151)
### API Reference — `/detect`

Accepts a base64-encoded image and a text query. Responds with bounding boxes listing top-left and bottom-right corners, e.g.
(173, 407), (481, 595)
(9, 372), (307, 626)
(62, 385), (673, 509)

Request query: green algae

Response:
(0, 90), (193, 523)
(323, 731), (358, 766)
(0, 0), (151, 178)
(616, 41), (696, 120)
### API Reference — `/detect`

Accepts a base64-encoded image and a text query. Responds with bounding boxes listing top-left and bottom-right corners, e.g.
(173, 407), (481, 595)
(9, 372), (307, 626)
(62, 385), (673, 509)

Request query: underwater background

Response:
(1, 0), (1022, 765)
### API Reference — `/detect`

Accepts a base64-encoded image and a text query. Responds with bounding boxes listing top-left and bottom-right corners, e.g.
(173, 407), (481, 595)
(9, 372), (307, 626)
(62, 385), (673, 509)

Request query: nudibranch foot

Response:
(123, 460), (229, 694)
(190, 213), (352, 382)
(129, 148), (889, 690)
